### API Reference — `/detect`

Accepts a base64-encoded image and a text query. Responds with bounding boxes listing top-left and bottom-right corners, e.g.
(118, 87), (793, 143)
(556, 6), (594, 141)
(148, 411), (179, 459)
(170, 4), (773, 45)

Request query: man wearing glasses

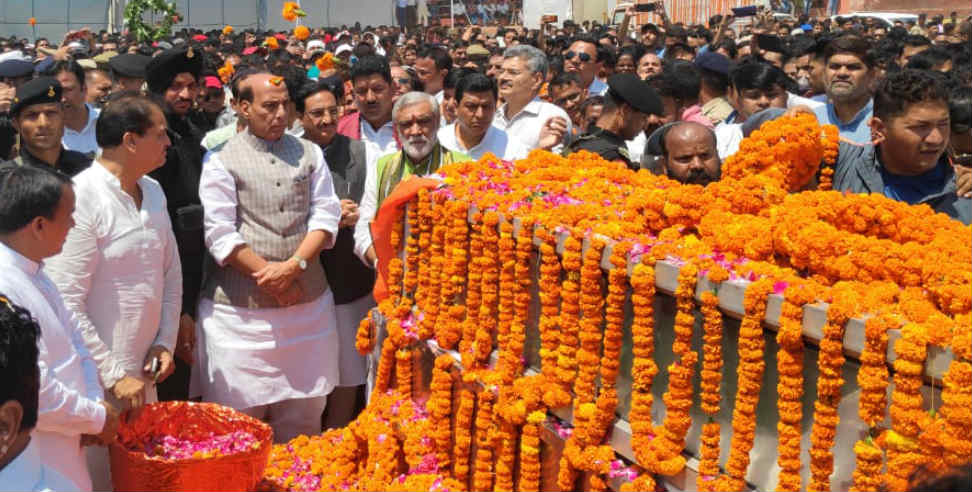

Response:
(564, 35), (607, 96)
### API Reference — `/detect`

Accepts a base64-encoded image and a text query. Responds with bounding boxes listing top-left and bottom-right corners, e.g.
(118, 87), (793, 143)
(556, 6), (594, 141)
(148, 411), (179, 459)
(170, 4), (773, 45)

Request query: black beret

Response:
(11, 77), (62, 117)
(108, 53), (151, 79)
(695, 51), (730, 75)
(144, 46), (203, 94)
(606, 73), (663, 116)
(0, 59), (35, 79)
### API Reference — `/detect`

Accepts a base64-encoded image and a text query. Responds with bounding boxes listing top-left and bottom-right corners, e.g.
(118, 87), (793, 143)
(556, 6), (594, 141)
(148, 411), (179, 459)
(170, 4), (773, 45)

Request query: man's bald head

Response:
(661, 121), (721, 185)
(238, 73), (290, 141)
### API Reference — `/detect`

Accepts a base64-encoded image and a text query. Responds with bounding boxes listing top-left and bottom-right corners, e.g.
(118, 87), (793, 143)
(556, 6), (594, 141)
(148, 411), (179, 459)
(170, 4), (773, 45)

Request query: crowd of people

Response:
(0, 3), (970, 491)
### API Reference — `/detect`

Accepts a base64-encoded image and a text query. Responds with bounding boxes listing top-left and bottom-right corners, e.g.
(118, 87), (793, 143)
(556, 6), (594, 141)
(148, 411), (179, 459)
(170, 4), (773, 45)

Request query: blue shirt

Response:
(813, 99), (873, 144)
(880, 159), (950, 205)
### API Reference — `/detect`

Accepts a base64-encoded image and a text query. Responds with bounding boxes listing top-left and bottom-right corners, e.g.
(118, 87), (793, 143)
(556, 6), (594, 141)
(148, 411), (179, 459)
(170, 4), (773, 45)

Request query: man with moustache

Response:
(355, 92), (468, 269)
(438, 73), (526, 161)
(647, 121), (722, 185)
(337, 56), (398, 168)
(197, 72), (343, 441)
(143, 46), (206, 401)
(42, 61), (99, 157)
(3, 77), (91, 177)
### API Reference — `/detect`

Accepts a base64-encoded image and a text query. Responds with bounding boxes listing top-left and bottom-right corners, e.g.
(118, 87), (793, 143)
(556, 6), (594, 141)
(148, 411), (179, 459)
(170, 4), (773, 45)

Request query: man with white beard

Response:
(354, 92), (468, 269)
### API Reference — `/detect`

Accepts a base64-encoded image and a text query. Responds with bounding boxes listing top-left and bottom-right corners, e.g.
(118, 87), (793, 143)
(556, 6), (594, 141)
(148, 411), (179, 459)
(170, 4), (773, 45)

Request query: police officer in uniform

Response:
(108, 53), (151, 94)
(3, 77), (91, 177)
(567, 73), (662, 170)
(144, 46), (206, 401)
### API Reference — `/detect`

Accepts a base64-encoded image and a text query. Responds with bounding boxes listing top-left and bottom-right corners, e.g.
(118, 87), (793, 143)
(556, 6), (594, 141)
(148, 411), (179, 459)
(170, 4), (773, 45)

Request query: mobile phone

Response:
(542, 14), (558, 23)
(731, 6), (758, 18)
(149, 356), (160, 379)
(634, 3), (658, 13)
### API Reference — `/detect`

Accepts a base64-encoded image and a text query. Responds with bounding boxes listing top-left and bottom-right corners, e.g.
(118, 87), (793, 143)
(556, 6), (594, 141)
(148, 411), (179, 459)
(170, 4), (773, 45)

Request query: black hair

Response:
(295, 79), (344, 114)
(548, 71), (581, 91)
(41, 60), (86, 90)
(569, 34), (603, 62)
(657, 60), (701, 103)
(455, 72), (497, 103)
(618, 44), (648, 67)
(712, 38), (737, 60)
(823, 35), (874, 67)
(417, 45), (453, 72)
(948, 84), (971, 133)
(349, 54), (392, 85)
(900, 34), (932, 53)
(905, 46), (953, 71)
(0, 294), (41, 432)
(728, 61), (787, 92)
(443, 68), (474, 91)
(874, 69), (949, 121)
(0, 114), (15, 162)
(96, 93), (163, 148)
(580, 95), (606, 117)
(0, 164), (71, 234)
(271, 64), (307, 104)
(664, 42), (696, 61)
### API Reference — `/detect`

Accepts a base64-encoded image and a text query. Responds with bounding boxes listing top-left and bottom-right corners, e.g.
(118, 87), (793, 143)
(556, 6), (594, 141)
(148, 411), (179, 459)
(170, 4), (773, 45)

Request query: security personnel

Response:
(0, 58), (35, 113)
(3, 77), (91, 177)
(567, 73), (663, 170)
(108, 53), (151, 93)
(145, 46), (205, 401)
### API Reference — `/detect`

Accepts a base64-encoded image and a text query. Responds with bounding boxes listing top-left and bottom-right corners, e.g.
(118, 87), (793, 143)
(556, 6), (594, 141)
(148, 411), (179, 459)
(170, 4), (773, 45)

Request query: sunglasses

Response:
(394, 77), (412, 86)
(564, 51), (592, 63)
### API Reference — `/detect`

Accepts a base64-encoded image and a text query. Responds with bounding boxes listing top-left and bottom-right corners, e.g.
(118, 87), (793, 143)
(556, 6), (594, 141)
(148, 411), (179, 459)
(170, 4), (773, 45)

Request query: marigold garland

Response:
(850, 438), (884, 492)
(459, 213), (484, 367)
(472, 389), (496, 492)
(555, 235), (584, 396)
(474, 213), (501, 367)
(885, 323), (928, 492)
(436, 201), (469, 350)
(282, 2), (306, 22)
(452, 383), (476, 487)
(494, 220), (516, 375)
(518, 410), (545, 492)
(629, 262), (658, 470)
(940, 360), (972, 466)
(574, 238), (606, 414)
(697, 291), (723, 492)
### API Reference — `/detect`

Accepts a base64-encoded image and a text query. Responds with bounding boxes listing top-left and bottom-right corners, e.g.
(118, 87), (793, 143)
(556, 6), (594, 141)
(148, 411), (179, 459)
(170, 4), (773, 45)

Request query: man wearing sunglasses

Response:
(564, 35), (607, 97)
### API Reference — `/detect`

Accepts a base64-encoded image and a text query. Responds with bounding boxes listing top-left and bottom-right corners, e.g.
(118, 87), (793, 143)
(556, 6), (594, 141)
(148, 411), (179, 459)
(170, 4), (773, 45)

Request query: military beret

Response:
(10, 76), (62, 117)
(145, 46), (202, 94)
(606, 73), (663, 116)
(695, 51), (730, 75)
(108, 53), (150, 79)
(467, 44), (490, 57)
(92, 50), (119, 65)
(0, 59), (35, 79)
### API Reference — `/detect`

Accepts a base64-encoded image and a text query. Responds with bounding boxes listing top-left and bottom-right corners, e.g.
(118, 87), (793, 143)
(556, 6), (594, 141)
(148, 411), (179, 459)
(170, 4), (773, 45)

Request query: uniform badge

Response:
(186, 47), (195, 59)
(47, 86), (55, 97)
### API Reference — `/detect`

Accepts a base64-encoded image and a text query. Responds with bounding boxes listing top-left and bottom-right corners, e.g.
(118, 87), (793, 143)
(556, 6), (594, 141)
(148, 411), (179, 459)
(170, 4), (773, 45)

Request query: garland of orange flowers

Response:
(775, 282), (817, 492)
(472, 388), (495, 492)
(436, 201), (469, 350)
(722, 278), (774, 491)
(884, 323), (928, 492)
(499, 234), (532, 386)
(494, 220), (516, 373)
(808, 287), (857, 491)
(459, 213), (484, 367)
(452, 382), (476, 488)
(413, 189), (432, 312)
(817, 124), (839, 190)
(575, 238), (606, 414)
(492, 416), (518, 492)
(592, 242), (632, 439)
(403, 198), (421, 300)
(940, 359), (972, 467)
(419, 197), (446, 340)
(555, 235), (584, 398)
(857, 313), (894, 426)
(850, 438), (884, 492)
(395, 347), (413, 400)
(673, 262), (699, 357)
(518, 410), (545, 492)
(697, 291), (723, 492)
(537, 234), (570, 408)
(428, 355), (454, 470)
(629, 262), (658, 470)
(474, 213), (501, 367)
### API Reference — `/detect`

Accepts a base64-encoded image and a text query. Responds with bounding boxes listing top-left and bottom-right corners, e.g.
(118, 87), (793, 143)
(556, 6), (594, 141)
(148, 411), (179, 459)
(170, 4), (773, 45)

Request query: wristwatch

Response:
(291, 254), (308, 271)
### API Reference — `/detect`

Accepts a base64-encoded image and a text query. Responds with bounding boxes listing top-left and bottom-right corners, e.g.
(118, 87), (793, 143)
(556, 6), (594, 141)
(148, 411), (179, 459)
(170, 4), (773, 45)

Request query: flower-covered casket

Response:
(265, 114), (972, 492)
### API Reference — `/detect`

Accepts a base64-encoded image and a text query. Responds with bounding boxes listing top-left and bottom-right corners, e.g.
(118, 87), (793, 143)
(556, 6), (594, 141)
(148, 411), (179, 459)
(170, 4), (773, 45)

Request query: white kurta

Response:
(45, 163), (182, 393)
(61, 104), (100, 157)
(438, 123), (529, 161)
(197, 144), (341, 410)
(0, 243), (105, 492)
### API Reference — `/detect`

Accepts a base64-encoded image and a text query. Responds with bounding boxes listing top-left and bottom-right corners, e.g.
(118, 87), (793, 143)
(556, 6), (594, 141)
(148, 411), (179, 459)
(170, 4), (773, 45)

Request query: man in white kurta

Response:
(0, 164), (117, 492)
(197, 73), (341, 442)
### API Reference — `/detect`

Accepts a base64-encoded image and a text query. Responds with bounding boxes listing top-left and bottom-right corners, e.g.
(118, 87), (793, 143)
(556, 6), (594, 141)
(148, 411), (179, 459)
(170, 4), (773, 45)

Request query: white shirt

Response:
(715, 120), (743, 160)
(354, 156), (380, 268)
(493, 97), (572, 153)
(0, 243), (105, 492)
(0, 440), (81, 492)
(62, 104), (100, 157)
(360, 118), (398, 171)
(197, 137), (342, 409)
(44, 162), (182, 392)
(438, 123), (529, 161)
(787, 92), (825, 111)
(588, 78), (609, 96)
(626, 131), (647, 166)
